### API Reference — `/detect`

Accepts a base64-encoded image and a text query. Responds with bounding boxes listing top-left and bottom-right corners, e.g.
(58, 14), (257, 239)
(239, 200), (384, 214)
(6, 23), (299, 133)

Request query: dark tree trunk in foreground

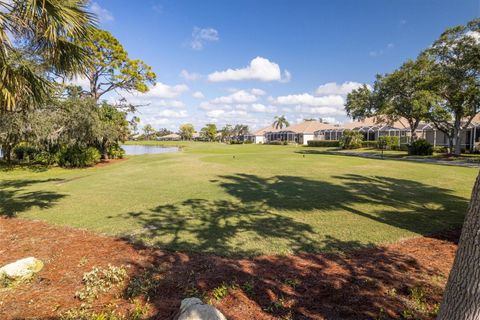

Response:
(438, 172), (480, 320)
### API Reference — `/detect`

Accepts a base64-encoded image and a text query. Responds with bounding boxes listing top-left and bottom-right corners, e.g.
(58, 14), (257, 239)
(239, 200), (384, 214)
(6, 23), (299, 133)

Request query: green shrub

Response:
(244, 140), (253, 144)
(107, 144), (125, 159)
(13, 143), (37, 161)
(267, 141), (284, 145)
(34, 151), (59, 166)
(361, 141), (378, 148)
(58, 146), (101, 168)
(75, 264), (128, 302)
(399, 144), (409, 151)
(378, 136), (400, 150)
(433, 146), (448, 153)
(339, 131), (363, 149)
(229, 140), (243, 144)
(307, 140), (340, 147)
(211, 283), (229, 301)
(408, 139), (433, 156)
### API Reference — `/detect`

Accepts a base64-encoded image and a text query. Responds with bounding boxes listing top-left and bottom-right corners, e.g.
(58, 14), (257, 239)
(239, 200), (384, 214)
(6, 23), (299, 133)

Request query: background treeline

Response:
(0, 1), (156, 167)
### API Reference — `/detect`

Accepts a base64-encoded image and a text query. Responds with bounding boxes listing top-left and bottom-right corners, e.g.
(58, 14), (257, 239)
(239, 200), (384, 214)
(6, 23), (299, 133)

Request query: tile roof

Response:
(254, 121), (336, 135)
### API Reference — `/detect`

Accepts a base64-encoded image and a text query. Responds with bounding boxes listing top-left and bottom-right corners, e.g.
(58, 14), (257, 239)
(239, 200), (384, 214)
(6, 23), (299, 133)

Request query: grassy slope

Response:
(1, 141), (476, 256)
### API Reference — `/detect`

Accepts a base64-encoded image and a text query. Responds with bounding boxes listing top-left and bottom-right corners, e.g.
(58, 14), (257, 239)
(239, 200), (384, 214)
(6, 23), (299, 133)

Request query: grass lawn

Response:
(330, 147), (480, 163)
(1, 141), (477, 256)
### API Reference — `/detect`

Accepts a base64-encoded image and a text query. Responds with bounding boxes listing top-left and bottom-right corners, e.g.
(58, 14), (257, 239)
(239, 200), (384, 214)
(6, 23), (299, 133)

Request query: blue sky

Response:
(87, 0), (479, 131)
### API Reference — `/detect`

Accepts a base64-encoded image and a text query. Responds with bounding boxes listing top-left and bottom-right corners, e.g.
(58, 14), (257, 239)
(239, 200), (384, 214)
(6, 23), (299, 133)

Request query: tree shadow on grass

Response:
(116, 173), (466, 318)
(120, 173), (467, 256)
(122, 198), (322, 256)
(0, 179), (66, 217)
(219, 173), (468, 236)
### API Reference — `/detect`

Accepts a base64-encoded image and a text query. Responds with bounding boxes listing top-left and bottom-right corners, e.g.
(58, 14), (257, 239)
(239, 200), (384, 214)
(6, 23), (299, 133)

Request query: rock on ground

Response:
(0, 257), (44, 280)
(175, 298), (227, 320)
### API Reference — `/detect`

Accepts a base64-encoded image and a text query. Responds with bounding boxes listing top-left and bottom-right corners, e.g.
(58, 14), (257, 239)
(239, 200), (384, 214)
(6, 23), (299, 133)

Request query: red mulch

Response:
(95, 158), (127, 168)
(0, 218), (459, 320)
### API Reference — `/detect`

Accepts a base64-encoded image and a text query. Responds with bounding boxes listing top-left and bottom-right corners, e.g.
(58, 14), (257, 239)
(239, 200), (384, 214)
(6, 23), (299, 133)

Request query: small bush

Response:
(433, 146), (448, 154)
(125, 267), (165, 299)
(211, 283), (229, 301)
(307, 140), (340, 147)
(361, 141), (378, 148)
(244, 140), (253, 144)
(408, 139), (433, 156)
(229, 140), (243, 144)
(75, 264), (128, 302)
(58, 146), (101, 168)
(13, 143), (37, 161)
(339, 130), (363, 149)
(378, 136), (400, 150)
(34, 151), (59, 166)
(107, 144), (125, 159)
(399, 144), (409, 151)
(267, 141), (284, 145)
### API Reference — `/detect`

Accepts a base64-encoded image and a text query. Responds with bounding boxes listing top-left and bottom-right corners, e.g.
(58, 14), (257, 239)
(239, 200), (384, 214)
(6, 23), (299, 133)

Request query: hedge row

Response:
(307, 140), (340, 147)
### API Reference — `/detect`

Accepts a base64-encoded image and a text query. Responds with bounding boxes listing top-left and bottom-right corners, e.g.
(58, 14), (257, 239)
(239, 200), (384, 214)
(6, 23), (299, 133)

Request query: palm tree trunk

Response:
(437, 172), (480, 319)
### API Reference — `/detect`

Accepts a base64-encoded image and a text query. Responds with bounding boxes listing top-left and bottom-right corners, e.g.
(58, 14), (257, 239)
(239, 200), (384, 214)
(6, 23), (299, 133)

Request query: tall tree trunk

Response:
(410, 128), (417, 142)
(453, 118), (463, 156)
(438, 172), (480, 320)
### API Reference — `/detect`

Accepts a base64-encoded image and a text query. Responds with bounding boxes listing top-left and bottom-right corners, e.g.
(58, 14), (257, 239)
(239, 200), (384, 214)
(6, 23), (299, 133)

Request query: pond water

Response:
(121, 144), (179, 155)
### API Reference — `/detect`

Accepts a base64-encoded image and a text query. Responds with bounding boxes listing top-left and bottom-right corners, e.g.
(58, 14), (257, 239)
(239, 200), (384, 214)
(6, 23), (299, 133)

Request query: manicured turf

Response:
(1, 141), (477, 256)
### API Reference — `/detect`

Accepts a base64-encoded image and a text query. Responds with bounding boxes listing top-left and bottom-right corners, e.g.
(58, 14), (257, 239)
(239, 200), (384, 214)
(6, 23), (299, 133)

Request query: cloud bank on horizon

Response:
(83, 0), (476, 132)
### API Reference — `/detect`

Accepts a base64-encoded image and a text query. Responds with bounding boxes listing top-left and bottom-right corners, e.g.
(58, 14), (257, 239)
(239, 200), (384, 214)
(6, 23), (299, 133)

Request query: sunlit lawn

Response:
(0, 141), (476, 256)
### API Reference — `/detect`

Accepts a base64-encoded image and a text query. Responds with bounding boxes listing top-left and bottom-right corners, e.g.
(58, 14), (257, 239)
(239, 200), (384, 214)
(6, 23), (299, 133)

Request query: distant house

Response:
(314, 116), (480, 151)
(158, 133), (181, 141)
(315, 117), (411, 144)
(252, 126), (275, 144)
(253, 120), (335, 145)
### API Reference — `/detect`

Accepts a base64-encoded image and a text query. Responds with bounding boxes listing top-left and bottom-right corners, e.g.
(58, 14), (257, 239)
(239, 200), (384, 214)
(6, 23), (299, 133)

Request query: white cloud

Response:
(198, 101), (217, 111)
(210, 90), (258, 104)
(273, 93), (344, 107)
(295, 105), (346, 116)
(208, 57), (289, 82)
(157, 100), (185, 108)
(142, 82), (189, 99)
(89, 2), (114, 23)
(206, 109), (247, 118)
(143, 118), (171, 127)
(281, 70), (292, 83)
(251, 104), (277, 113)
(157, 109), (189, 118)
(320, 117), (340, 124)
(190, 27), (219, 50)
(315, 82), (367, 96)
(192, 91), (205, 99)
(251, 88), (266, 96)
(180, 69), (202, 81)
(65, 76), (90, 89)
(119, 82), (189, 110)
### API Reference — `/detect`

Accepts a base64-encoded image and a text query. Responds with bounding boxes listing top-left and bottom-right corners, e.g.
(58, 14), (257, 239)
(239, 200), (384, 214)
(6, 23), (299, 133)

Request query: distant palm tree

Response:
(272, 115), (290, 129)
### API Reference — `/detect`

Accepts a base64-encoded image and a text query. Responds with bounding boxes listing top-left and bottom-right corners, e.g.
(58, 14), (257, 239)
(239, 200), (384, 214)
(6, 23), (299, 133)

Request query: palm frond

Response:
(0, 55), (51, 111)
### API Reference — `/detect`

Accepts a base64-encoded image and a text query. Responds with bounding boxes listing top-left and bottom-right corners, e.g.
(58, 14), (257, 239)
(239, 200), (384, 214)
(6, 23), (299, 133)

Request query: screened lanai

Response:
(265, 131), (299, 142)
(314, 124), (408, 142)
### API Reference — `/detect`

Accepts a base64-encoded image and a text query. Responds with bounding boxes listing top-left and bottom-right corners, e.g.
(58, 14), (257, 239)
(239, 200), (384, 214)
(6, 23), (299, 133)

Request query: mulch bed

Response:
(95, 158), (128, 168)
(0, 218), (459, 320)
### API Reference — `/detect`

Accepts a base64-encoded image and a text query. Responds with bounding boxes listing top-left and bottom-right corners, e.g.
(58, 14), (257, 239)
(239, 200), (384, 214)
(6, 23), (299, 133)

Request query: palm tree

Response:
(272, 115), (290, 129)
(0, 0), (95, 111)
